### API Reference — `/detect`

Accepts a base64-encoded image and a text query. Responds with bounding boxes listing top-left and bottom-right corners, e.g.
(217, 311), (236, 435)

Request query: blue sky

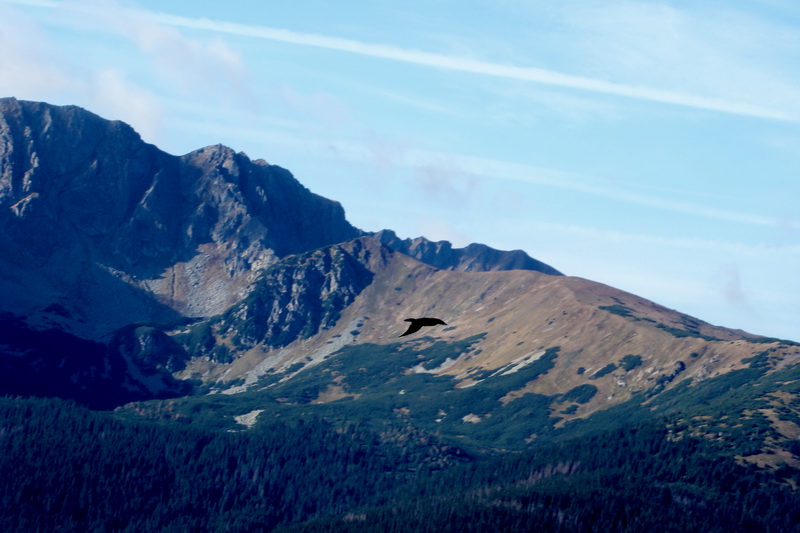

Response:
(2, 0), (799, 341)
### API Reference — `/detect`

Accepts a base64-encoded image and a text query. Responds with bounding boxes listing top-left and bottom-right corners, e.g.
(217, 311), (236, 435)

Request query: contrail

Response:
(152, 12), (794, 122)
(5, 0), (794, 121)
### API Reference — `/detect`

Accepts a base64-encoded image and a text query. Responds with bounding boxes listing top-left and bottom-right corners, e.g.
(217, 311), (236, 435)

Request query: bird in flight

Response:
(399, 317), (447, 337)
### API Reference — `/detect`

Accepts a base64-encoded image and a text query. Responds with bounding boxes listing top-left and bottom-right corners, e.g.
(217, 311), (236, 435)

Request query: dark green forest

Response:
(1, 397), (798, 532)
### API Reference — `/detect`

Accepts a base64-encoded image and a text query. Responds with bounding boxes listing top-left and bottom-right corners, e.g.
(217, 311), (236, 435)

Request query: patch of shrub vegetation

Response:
(743, 350), (772, 369)
(284, 362), (305, 374)
(591, 363), (617, 379)
(562, 384), (598, 404)
(598, 305), (636, 318)
(746, 336), (800, 346)
(209, 344), (233, 364)
(619, 354), (643, 371)
(655, 324), (721, 341)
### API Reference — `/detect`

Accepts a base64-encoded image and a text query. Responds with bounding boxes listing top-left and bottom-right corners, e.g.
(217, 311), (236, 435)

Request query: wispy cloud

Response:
(62, 0), (251, 103)
(404, 149), (779, 227)
(3, 0), (254, 104)
(4, 0), (58, 6)
(148, 11), (797, 122)
(9, 0), (798, 123)
(718, 264), (753, 312)
(0, 1), (164, 140)
(0, 0), (262, 141)
(413, 158), (477, 206)
(217, 125), (779, 228)
(277, 84), (352, 126)
(519, 221), (800, 257)
(565, 3), (800, 108)
(0, 4), (71, 93)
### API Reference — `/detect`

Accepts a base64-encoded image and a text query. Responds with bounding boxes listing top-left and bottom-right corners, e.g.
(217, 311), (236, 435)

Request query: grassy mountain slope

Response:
(114, 236), (800, 470)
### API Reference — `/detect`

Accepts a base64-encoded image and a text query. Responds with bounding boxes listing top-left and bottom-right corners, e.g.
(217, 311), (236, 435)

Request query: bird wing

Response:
(399, 321), (424, 337)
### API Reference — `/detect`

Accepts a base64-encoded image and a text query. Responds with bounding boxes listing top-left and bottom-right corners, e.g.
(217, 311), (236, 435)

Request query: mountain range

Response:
(1, 98), (799, 531)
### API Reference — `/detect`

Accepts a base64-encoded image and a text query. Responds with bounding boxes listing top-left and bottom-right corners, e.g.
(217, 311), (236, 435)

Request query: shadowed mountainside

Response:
(0, 97), (362, 336)
(0, 98), (561, 405)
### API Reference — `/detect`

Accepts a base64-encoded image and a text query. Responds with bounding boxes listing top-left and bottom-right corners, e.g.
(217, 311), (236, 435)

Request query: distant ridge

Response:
(374, 229), (562, 275)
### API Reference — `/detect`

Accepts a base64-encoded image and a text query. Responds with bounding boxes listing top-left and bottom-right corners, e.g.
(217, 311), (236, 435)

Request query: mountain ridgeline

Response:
(0, 97), (361, 332)
(0, 97), (563, 405)
(2, 98), (800, 531)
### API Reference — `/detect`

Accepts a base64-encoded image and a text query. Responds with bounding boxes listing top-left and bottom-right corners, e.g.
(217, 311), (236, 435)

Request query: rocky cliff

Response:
(0, 97), (361, 335)
(0, 98), (560, 405)
(375, 229), (562, 275)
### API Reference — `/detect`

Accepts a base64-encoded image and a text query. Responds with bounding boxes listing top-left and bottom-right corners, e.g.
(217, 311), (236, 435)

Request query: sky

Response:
(1, 0), (799, 341)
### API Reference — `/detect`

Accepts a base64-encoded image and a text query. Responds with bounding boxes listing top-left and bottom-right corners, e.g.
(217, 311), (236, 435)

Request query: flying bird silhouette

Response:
(399, 317), (447, 337)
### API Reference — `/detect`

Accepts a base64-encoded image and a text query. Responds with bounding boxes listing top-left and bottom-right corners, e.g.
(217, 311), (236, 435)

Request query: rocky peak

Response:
(0, 98), (564, 341)
(0, 99), (361, 334)
(180, 144), (361, 257)
(373, 229), (562, 275)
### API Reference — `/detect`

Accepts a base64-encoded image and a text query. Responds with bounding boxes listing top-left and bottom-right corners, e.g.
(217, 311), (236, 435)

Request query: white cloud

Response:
(3, 0), (57, 6)
(0, 2), (165, 142)
(0, 4), (73, 96)
(59, 0), (252, 104)
(87, 69), (163, 142)
(0, 0), (263, 143)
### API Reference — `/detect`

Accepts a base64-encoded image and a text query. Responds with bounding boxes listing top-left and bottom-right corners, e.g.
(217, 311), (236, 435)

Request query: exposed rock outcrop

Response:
(374, 229), (562, 275)
(0, 315), (190, 409)
(180, 238), (381, 357)
(0, 97), (361, 335)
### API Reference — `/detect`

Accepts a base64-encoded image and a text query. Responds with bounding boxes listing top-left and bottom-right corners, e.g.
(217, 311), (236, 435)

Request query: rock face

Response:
(0, 97), (361, 335)
(374, 229), (562, 275)
(0, 98), (558, 338)
(0, 315), (190, 409)
(207, 238), (379, 354)
(176, 230), (566, 364)
(0, 98), (563, 406)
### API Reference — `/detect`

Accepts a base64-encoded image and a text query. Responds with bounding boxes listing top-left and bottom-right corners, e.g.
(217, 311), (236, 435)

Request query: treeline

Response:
(1, 397), (798, 532)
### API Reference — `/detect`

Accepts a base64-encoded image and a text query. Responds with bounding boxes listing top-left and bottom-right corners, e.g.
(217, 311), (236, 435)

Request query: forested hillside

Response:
(1, 397), (797, 532)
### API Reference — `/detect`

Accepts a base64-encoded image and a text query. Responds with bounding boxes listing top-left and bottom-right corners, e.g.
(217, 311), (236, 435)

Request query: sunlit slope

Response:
(177, 236), (798, 437)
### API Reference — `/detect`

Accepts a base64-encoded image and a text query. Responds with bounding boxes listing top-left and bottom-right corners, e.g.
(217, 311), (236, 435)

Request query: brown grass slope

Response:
(191, 238), (799, 425)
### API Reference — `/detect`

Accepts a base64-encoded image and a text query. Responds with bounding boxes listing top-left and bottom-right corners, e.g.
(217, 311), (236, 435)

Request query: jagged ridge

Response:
(0, 98), (561, 406)
(0, 97), (362, 334)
